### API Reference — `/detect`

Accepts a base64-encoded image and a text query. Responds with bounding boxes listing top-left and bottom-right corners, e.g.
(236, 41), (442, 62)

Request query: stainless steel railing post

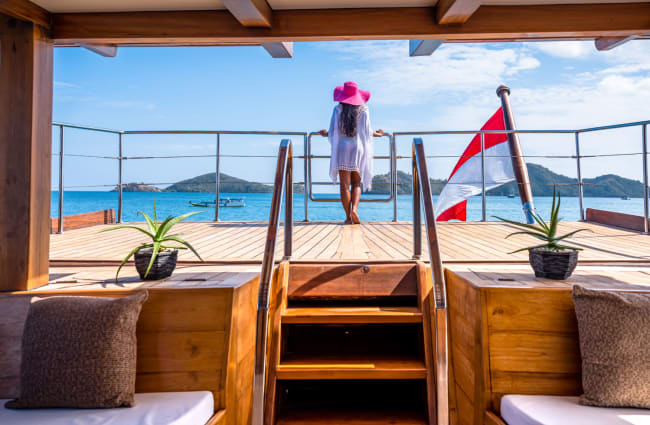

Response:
(392, 134), (398, 222)
(575, 132), (585, 221)
(481, 132), (486, 222)
(643, 124), (649, 234)
(58, 125), (65, 233)
(412, 141), (422, 259)
(285, 142), (293, 257)
(303, 134), (309, 222)
(118, 132), (123, 223)
(215, 133), (221, 222)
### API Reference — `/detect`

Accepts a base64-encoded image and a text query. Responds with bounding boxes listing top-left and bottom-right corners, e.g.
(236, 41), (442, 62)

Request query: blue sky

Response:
(53, 40), (650, 191)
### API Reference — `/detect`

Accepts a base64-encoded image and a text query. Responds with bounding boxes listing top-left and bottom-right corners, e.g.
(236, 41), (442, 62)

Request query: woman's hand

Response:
(319, 129), (328, 137)
(373, 129), (385, 137)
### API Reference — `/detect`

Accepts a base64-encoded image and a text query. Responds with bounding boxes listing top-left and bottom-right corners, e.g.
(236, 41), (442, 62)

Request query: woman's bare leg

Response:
(350, 171), (362, 224)
(339, 170), (352, 224)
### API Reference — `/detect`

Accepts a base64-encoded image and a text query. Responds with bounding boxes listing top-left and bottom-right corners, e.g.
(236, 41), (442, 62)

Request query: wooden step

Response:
(281, 306), (422, 324)
(276, 409), (427, 425)
(277, 354), (427, 380)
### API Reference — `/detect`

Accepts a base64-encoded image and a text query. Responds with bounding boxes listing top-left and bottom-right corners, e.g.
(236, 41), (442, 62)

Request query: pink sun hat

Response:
(333, 81), (371, 106)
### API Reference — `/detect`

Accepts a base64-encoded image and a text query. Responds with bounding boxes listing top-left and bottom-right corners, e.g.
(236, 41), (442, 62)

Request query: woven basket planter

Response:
(529, 249), (578, 280)
(134, 248), (178, 280)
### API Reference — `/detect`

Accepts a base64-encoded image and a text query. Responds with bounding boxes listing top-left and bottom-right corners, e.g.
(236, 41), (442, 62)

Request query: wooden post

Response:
(496, 85), (535, 224)
(0, 14), (53, 291)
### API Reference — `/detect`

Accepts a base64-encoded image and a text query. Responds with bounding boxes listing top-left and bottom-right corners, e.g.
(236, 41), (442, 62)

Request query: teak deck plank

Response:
(50, 221), (650, 263)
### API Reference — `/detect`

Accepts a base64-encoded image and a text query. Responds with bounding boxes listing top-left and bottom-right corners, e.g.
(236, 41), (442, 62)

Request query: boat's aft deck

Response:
(49, 221), (650, 263)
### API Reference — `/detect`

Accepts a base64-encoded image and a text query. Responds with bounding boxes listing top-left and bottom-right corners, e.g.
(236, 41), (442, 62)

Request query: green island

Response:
(114, 164), (643, 197)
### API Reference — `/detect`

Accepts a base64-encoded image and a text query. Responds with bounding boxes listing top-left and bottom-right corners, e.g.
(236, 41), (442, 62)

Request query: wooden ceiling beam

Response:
(222, 0), (272, 28)
(261, 41), (293, 58)
(0, 0), (50, 28)
(51, 4), (650, 45)
(595, 35), (637, 51)
(437, 0), (481, 24)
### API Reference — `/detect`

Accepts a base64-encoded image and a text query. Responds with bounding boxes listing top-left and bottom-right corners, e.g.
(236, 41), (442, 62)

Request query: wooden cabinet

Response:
(444, 264), (650, 425)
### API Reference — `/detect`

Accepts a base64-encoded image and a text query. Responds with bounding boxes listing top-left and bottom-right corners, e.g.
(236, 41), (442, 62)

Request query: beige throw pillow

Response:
(5, 291), (148, 409)
(573, 285), (650, 408)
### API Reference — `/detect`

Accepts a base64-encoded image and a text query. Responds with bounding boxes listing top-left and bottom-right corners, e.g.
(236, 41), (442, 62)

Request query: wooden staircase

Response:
(263, 262), (438, 425)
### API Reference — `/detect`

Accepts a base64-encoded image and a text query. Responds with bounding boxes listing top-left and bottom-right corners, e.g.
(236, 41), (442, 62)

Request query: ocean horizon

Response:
(51, 191), (645, 223)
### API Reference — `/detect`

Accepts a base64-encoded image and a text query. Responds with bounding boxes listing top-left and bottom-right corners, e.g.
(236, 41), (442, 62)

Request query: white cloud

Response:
(319, 40), (649, 180)
(318, 41), (541, 106)
(531, 41), (593, 59)
(54, 81), (80, 88)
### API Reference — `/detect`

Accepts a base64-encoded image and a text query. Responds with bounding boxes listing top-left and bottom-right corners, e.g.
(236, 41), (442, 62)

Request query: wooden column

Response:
(0, 14), (53, 291)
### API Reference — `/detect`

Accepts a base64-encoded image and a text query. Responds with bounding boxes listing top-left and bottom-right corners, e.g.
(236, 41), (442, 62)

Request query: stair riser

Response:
(288, 264), (418, 300)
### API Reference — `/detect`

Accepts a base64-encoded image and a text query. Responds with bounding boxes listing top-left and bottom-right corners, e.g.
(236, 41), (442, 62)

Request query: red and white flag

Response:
(436, 108), (515, 221)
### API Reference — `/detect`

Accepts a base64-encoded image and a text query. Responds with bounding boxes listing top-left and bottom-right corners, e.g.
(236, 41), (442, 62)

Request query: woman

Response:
(319, 81), (384, 224)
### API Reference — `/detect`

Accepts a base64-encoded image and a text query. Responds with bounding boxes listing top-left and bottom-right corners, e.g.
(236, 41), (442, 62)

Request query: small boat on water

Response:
(189, 197), (246, 208)
(621, 195), (631, 200)
(507, 193), (516, 198)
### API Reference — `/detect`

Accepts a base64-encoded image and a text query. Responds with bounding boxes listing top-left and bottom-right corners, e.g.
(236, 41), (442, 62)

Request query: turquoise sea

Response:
(51, 191), (645, 223)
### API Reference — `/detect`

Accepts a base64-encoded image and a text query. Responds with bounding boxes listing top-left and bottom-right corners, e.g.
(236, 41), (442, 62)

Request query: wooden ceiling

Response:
(1, 0), (648, 52)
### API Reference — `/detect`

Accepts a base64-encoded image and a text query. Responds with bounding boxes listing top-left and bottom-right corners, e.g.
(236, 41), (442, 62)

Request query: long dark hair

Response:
(338, 103), (361, 137)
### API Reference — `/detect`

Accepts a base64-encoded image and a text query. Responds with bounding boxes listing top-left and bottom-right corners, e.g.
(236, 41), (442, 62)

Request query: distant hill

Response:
(369, 163), (643, 197)
(164, 172), (304, 193)
(368, 170), (444, 195)
(488, 163), (644, 197)
(111, 183), (161, 192)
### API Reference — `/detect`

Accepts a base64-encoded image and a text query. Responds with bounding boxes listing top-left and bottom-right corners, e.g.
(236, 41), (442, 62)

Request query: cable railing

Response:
(252, 139), (293, 425)
(52, 120), (649, 233)
(412, 138), (449, 425)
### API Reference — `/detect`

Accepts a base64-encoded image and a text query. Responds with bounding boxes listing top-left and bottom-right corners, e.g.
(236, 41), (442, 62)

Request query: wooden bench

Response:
(0, 268), (260, 425)
(444, 264), (650, 425)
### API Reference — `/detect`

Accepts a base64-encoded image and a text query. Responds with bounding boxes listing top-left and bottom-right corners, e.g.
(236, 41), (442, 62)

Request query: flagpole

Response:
(497, 85), (535, 224)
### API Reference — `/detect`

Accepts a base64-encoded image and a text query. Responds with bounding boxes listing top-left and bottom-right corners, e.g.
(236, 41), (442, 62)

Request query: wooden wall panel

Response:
(0, 14), (53, 291)
(586, 208), (648, 232)
(51, 209), (116, 233)
(445, 269), (485, 425)
(225, 274), (260, 425)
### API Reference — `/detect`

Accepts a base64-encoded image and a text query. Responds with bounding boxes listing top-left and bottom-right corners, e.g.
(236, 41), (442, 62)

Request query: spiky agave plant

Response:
(101, 202), (203, 281)
(494, 187), (589, 253)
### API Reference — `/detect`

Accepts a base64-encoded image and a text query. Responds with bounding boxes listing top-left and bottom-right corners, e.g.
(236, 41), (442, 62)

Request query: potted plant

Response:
(494, 188), (589, 280)
(102, 202), (203, 281)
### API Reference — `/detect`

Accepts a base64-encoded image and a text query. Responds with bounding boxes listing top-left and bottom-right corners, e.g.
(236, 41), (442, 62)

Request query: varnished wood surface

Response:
(445, 264), (650, 425)
(51, 4), (650, 45)
(0, 15), (52, 291)
(586, 207), (649, 232)
(282, 306), (422, 324)
(277, 353), (427, 380)
(49, 220), (650, 263)
(50, 208), (115, 233)
(0, 0), (51, 28)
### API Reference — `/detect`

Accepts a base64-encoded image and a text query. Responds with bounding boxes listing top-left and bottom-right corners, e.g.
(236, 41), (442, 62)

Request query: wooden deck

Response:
(49, 220), (650, 263)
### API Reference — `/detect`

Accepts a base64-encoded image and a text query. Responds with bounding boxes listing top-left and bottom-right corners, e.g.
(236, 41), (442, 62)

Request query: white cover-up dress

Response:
(327, 104), (374, 191)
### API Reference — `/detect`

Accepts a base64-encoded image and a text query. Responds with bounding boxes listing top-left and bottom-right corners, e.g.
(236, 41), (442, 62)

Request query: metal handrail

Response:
(306, 132), (396, 210)
(252, 139), (293, 425)
(51, 119), (650, 231)
(412, 138), (449, 425)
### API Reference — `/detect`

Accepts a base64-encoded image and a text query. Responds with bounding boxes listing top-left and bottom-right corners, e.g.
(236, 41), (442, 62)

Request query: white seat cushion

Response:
(501, 395), (650, 425)
(0, 391), (214, 425)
